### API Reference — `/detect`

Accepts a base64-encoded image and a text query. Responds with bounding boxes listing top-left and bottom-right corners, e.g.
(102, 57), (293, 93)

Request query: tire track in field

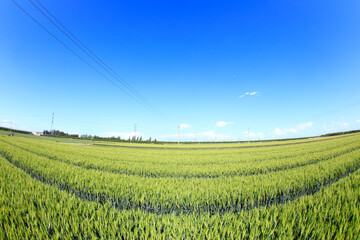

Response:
(1, 151), (360, 216)
(2, 138), (359, 179)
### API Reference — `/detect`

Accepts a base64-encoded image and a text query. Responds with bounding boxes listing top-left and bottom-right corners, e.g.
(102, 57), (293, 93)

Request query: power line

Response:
(29, 0), (157, 111)
(11, 0), (156, 112)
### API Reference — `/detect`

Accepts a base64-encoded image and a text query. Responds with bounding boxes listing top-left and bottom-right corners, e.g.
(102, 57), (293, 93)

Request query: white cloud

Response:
(243, 131), (264, 139)
(216, 121), (234, 127)
(356, 120), (360, 124)
(158, 130), (231, 141)
(239, 91), (258, 98)
(100, 131), (141, 139)
(323, 120), (350, 132)
(1, 120), (15, 128)
(199, 130), (231, 140)
(179, 123), (191, 129)
(297, 122), (313, 130)
(273, 122), (313, 136)
(274, 128), (284, 136)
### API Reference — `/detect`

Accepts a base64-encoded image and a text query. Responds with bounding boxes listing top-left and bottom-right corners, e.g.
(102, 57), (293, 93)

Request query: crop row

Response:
(5, 134), (356, 166)
(2, 136), (359, 178)
(1, 152), (360, 239)
(1, 135), (359, 178)
(1, 139), (360, 215)
(91, 134), (344, 149)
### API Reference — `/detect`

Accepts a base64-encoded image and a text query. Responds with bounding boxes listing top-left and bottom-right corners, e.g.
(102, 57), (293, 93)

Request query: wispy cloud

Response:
(356, 120), (360, 124)
(239, 91), (258, 98)
(273, 122), (313, 136)
(179, 123), (191, 129)
(216, 121), (234, 127)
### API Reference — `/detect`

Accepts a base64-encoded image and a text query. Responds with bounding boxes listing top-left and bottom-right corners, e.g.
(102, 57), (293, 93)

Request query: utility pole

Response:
(50, 112), (54, 135)
(248, 127), (250, 144)
(178, 125), (180, 145)
(10, 121), (13, 136)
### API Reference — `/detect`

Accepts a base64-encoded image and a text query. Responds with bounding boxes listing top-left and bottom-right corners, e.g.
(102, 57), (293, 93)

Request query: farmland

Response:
(1, 133), (360, 239)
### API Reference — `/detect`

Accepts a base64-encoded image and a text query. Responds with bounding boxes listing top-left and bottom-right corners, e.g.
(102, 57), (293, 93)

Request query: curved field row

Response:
(1, 153), (360, 239)
(90, 134), (348, 149)
(1, 139), (360, 215)
(1, 135), (360, 178)
(3, 134), (360, 168)
(2, 137), (359, 178)
(6, 134), (357, 166)
(3, 150), (358, 215)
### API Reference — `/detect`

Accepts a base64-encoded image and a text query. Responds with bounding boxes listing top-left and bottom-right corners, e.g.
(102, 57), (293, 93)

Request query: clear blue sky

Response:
(1, 0), (360, 141)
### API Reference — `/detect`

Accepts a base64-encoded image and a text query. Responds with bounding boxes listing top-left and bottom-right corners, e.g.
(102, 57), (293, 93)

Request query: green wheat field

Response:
(1, 133), (360, 239)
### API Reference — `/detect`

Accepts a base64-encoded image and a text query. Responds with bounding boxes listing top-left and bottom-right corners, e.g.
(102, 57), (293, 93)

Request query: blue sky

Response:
(1, 0), (360, 141)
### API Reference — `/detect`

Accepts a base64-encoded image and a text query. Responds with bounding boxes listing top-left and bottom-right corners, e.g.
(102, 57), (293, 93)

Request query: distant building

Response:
(32, 132), (43, 136)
